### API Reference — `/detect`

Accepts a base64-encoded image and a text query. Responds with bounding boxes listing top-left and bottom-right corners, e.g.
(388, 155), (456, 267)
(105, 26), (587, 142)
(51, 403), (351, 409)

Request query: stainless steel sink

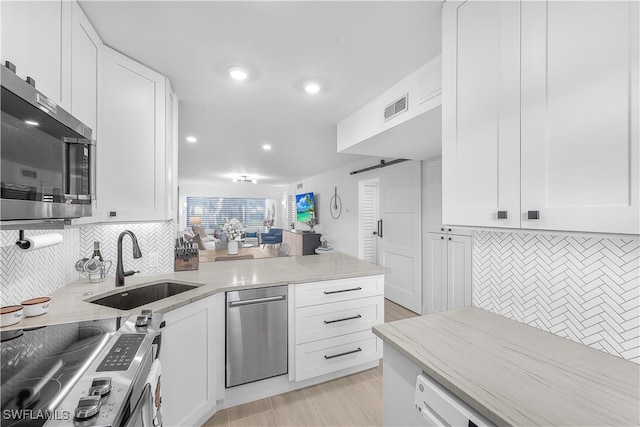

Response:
(88, 282), (199, 310)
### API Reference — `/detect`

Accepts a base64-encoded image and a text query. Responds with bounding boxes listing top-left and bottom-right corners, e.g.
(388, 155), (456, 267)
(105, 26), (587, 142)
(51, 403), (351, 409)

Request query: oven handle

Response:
(228, 295), (286, 307)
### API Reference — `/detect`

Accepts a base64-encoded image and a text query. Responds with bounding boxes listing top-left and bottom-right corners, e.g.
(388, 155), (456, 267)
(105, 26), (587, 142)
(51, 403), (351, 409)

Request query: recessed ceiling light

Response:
(186, 136), (197, 143)
(304, 82), (321, 94)
(228, 66), (249, 81)
(24, 120), (39, 126)
(262, 144), (272, 151)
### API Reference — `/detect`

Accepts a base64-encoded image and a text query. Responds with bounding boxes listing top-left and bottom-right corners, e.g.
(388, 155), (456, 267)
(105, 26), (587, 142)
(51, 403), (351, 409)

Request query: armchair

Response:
(259, 228), (282, 248)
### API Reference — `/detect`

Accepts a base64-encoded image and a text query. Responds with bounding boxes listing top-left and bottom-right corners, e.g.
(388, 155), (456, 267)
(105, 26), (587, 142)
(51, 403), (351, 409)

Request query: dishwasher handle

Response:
(228, 295), (286, 307)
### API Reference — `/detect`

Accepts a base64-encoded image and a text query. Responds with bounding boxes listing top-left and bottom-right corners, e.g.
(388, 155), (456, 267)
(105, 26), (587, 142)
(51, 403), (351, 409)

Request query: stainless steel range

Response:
(1, 312), (162, 427)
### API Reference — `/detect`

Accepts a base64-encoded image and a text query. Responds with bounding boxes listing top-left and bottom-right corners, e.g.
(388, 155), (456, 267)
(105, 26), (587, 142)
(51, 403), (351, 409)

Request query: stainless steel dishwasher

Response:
(226, 285), (288, 387)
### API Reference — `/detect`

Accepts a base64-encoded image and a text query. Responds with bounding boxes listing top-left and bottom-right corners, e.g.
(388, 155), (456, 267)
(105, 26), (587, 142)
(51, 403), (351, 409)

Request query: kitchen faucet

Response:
(116, 230), (142, 287)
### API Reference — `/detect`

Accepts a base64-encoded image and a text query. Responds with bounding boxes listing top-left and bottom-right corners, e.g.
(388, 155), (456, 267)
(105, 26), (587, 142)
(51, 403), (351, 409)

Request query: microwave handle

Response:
(62, 138), (96, 200)
(89, 143), (96, 200)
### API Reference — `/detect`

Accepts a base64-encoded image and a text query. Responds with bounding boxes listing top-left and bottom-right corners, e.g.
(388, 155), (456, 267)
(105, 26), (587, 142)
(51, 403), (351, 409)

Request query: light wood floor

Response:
(203, 299), (417, 427)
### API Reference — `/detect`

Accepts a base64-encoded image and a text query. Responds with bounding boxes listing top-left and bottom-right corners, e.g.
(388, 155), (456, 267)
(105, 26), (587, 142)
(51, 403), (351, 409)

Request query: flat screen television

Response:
(296, 192), (316, 223)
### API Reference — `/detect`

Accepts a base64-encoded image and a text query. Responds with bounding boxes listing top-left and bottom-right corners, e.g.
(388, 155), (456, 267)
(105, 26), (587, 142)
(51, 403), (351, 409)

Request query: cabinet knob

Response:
(527, 210), (540, 220)
(448, 237), (452, 241)
(497, 210), (508, 219)
(440, 236), (444, 240)
(448, 228), (452, 232)
(109, 211), (117, 217)
(440, 228), (444, 231)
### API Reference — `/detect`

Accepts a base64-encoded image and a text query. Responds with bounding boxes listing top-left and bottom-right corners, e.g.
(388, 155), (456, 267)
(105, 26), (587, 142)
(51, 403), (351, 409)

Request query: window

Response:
(186, 197), (266, 230)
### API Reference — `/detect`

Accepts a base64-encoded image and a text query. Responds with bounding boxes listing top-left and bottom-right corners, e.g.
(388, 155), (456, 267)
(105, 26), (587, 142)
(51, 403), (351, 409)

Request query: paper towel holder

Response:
(16, 230), (29, 250)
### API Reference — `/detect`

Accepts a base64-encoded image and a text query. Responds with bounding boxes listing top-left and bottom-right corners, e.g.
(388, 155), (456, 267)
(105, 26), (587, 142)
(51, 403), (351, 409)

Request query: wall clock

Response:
(329, 186), (342, 219)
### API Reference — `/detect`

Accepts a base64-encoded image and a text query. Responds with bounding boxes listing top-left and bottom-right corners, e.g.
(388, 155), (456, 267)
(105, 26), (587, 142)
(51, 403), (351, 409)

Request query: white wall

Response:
(286, 157), (411, 258)
(178, 179), (287, 230)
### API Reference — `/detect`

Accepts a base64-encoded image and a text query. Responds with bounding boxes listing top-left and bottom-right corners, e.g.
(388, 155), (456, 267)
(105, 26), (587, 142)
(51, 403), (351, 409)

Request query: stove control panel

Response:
(44, 313), (162, 427)
(96, 334), (144, 372)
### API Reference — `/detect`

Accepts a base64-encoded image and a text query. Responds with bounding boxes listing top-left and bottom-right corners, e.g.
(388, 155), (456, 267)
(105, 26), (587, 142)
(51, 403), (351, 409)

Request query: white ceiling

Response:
(79, 1), (443, 186)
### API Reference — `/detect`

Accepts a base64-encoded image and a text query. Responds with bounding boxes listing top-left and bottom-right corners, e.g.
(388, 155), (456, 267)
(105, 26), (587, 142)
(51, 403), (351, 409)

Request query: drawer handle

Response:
(323, 314), (362, 324)
(324, 347), (362, 360)
(323, 287), (362, 295)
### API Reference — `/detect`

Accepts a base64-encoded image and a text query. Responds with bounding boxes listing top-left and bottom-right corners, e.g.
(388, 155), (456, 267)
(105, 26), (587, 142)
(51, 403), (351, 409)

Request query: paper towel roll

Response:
(15, 233), (63, 252)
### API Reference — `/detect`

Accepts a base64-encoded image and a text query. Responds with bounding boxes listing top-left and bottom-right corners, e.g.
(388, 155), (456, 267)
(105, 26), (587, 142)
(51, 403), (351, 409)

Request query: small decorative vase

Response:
(228, 240), (239, 255)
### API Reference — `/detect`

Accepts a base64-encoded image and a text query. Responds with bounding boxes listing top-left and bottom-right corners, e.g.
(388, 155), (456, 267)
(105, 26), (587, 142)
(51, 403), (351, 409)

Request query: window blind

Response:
(186, 197), (266, 230)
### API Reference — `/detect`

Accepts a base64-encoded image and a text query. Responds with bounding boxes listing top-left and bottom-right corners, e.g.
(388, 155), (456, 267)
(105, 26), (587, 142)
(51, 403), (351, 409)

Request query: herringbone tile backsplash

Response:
(473, 231), (640, 363)
(1, 221), (175, 306)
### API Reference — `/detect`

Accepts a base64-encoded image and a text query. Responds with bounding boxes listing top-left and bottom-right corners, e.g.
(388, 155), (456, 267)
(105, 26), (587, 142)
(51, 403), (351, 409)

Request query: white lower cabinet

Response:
(294, 275), (384, 382)
(160, 296), (216, 427)
(295, 330), (381, 382)
(383, 344), (422, 427)
(424, 233), (472, 314)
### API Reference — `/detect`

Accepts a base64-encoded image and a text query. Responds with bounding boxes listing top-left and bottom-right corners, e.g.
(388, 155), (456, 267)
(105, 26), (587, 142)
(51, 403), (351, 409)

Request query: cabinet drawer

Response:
(295, 275), (384, 308)
(295, 330), (381, 382)
(295, 296), (383, 344)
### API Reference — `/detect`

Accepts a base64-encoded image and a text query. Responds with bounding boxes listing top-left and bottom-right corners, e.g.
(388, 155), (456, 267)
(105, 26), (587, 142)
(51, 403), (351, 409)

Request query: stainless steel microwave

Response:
(1, 64), (95, 222)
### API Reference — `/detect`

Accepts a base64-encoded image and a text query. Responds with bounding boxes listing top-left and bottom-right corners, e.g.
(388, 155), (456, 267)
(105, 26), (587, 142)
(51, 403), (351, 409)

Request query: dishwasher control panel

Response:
(414, 374), (494, 427)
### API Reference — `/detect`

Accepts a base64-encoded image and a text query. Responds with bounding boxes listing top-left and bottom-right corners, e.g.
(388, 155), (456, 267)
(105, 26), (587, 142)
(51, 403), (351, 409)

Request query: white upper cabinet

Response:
(70, 2), (101, 137)
(443, 0), (639, 235)
(100, 47), (168, 222)
(442, 0), (521, 229)
(520, 1), (639, 234)
(1, 1), (67, 108)
(165, 79), (179, 222)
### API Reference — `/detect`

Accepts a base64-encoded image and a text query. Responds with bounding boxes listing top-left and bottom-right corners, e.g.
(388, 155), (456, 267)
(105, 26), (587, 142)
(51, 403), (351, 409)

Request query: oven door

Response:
(123, 384), (157, 427)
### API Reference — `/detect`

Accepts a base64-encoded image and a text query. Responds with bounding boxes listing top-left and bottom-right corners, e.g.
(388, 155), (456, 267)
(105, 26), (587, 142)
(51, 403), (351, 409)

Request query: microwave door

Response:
(1, 111), (64, 203)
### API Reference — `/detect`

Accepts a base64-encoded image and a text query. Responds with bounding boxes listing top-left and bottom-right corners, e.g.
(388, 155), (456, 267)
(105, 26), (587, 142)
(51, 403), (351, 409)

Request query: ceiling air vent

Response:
(384, 94), (408, 121)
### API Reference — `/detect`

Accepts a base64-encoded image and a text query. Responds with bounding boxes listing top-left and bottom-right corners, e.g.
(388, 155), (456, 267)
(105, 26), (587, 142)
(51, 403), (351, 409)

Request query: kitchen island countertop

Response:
(373, 307), (639, 427)
(3, 251), (388, 330)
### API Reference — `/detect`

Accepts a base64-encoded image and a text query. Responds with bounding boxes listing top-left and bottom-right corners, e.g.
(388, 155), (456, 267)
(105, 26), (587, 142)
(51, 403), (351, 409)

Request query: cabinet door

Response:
(71, 2), (100, 137)
(447, 235), (472, 311)
(161, 297), (216, 427)
(521, 1), (639, 234)
(1, 1), (64, 106)
(423, 233), (447, 314)
(165, 79), (179, 221)
(442, 0), (520, 228)
(100, 47), (166, 221)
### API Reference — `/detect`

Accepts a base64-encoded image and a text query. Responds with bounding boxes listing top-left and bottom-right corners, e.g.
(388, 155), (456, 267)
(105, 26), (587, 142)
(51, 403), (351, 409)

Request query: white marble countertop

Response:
(2, 252), (388, 331)
(373, 307), (639, 427)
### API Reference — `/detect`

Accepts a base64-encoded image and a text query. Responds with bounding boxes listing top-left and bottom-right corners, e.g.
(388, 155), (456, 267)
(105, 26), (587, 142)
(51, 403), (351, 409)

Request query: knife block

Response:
(174, 250), (199, 271)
